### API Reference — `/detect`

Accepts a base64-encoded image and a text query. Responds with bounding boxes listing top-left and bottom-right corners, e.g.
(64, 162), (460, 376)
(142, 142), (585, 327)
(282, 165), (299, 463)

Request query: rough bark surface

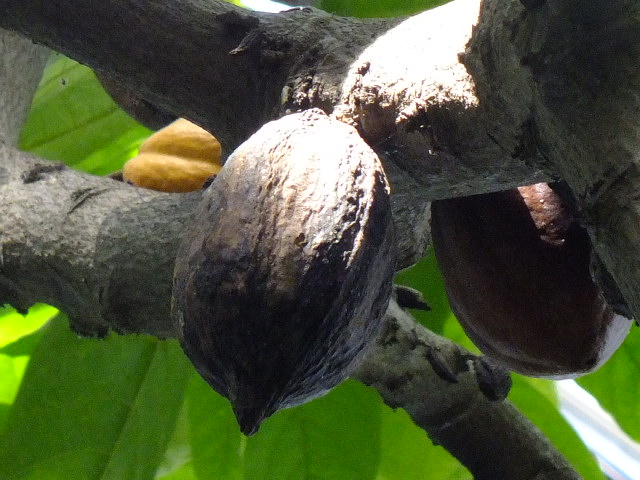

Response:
(0, 0), (393, 155)
(0, 30), (49, 146)
(0, 0), (549, 199)
(0, 148), (200, 337)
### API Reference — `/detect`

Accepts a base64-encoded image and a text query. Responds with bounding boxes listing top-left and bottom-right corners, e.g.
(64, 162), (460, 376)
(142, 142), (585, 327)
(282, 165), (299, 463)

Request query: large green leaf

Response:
(19, 54), (151, 175)
(376, 407), (468, 480)
(154, 401), (197, 480)
(244, 380), (382, 480)
(0, 315), (191, 480)
(0, 305), (58, 433)
(187, 372), (469, 480)
(577, 325), (640, 442)
(0, 304), (56, 349)
(188, 377), (382, 480)
(318, 0), (448, 18)
(187, 374), (244, 480)
(509, 376), (605, 480)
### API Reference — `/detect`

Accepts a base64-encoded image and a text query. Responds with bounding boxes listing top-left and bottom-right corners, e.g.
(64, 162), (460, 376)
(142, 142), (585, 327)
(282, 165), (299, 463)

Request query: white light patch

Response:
(558, 380), (640, 479)
(242, 0), (290, 13)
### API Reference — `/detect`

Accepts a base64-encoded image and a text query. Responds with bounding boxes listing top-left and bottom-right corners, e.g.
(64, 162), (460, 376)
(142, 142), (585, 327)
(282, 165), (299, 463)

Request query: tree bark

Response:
(0, 30), (49, 146)
(0, 148), (583, 477)
(2, 0), (638, 316)
(0, 0), (549, 199)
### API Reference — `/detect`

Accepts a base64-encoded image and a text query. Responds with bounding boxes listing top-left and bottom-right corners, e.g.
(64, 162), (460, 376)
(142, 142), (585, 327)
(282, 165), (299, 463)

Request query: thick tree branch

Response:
(0, 144), (582, 478)
(0, 0), (549, 201)
(0, 146), (583, 477)
(0, 140), (431, 329)
(0, 148), (198, 337)
(0, 0), (393, 154)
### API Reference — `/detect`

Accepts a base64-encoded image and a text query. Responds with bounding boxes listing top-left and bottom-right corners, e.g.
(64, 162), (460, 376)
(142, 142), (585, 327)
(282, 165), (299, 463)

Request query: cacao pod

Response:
(123, 118), (222, 192)
(431, 183), (631, 378)
(172, 110), (395, 434)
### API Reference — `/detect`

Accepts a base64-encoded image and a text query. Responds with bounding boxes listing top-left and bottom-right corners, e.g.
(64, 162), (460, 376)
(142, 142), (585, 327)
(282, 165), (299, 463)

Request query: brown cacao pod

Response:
(172, 110), (395, 435)
(431, 183), (631, 378)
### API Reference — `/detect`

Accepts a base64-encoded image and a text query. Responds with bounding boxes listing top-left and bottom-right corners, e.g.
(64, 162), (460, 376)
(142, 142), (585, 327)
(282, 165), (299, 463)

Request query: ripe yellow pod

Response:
(123, 154), (221, 193)
(123, 118), (222, 192)
(138, 118), (222, 161)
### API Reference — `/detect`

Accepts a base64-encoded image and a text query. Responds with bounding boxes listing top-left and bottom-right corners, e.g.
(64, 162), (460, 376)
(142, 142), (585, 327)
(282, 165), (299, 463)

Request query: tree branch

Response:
(6, 0), (638, 319)
(354, 300), (582, 480)
(0, 148), (584, 476)
(0, 0), (392, 154)
(0, 148), (198, 337)
(0, 0), (549, 201)
(0, 30), (48, 145)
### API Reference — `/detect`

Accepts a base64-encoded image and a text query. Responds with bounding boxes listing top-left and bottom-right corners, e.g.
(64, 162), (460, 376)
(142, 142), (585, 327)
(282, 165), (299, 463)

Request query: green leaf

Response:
(376, 407), (469, 480)
(188, 377), (384, 480)
(577, 324), (640, 442)
(187, 371), (471, 480)
(509, 376), (605, 480)
(154, 401), (197, 480)
(0, 315), (191, 480)
(19, 53), (151, 175)
(0, 353), (28, 430)
(0, 304), (57, 349)
(244, 380), (382, 480)
(318, 0), (449, 18)
(187, 374), (244, 480)
(0, 305), (58, 433)
(155, 463), (198, 480)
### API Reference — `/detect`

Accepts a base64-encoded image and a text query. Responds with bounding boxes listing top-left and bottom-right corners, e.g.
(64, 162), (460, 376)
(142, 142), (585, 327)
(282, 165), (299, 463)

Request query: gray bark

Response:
(0, 148), (582, 477)
(1, 0), (635, 328)
(0, 30), (49, 146)
(0, 0), (549, 197)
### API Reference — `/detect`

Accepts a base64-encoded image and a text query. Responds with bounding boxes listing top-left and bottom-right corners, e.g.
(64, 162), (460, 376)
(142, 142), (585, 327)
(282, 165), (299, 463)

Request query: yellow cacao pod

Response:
(123, 118), (222, 192)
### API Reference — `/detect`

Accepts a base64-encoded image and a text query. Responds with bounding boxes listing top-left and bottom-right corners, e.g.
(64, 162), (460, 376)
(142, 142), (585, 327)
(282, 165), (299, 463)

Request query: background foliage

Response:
(1, 0), (639, 478)
(316, 0), (448, 17)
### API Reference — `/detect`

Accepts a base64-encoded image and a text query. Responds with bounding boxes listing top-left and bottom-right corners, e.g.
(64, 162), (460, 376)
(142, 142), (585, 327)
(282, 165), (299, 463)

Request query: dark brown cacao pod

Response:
(172, 110), (395, 435)
(431, 183), (631, 378)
